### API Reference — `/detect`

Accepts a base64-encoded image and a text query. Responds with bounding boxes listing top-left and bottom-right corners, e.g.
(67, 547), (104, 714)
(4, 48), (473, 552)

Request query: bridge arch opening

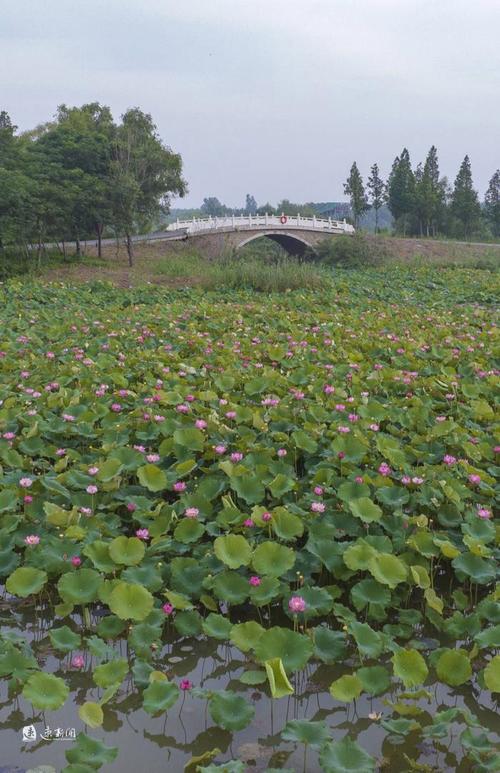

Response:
(236, 231), (316, 258)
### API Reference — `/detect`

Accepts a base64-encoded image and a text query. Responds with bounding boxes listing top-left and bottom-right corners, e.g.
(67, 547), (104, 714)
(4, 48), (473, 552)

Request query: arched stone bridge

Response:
(166, 214), (354, 258)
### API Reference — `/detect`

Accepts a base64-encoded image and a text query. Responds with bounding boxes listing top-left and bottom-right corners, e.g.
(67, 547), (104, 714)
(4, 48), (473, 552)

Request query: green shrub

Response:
(316, 234), (382, 268)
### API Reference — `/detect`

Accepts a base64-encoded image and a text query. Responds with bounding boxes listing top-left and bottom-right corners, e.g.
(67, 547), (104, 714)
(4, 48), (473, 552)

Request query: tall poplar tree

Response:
(343, 162), (369, 228)
(386, 149), (415, 235)
(450, 156), (481, 238)
(484, 170), (500, 237)
(367, 163), (384, 233)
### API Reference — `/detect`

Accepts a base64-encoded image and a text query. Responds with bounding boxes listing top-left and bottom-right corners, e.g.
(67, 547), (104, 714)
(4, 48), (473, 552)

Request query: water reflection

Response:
(0, 603), (498, 772)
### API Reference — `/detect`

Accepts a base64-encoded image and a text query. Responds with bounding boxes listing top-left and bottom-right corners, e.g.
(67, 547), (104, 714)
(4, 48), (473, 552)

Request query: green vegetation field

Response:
(0, 266), (499, 772)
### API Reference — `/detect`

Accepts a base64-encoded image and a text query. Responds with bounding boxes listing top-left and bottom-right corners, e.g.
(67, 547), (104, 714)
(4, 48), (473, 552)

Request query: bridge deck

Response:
(167, 214), (355, 236)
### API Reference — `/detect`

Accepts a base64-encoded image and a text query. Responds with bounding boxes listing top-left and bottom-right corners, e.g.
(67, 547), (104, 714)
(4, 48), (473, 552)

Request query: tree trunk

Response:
(75, 237), (81, 258)
(126, 233), (134, 266)
(95, 222), (103, 258)
(62, 240), (67, 260)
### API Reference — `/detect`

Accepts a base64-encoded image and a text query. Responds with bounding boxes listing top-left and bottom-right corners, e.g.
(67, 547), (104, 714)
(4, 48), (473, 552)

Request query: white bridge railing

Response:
(167, 213), (355, 235)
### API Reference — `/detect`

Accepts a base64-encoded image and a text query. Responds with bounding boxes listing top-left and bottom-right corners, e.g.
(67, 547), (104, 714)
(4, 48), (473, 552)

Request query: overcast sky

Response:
(1, 0), (499, 207)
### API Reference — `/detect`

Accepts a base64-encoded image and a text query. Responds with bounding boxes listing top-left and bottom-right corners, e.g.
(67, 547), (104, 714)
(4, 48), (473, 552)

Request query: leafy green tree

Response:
(110, 108), (186, 265)
(386, 149), (415, 235)
(343, 162), (369, 228)
(484, 170), (500, 237)
(367, 163), (384, 233)
(450, 155), (481, 238)
(413, 146), (447, 236)
(200, 197), (228, 217)
(276, 200), (316, 217)
(245, 194), (258, 215)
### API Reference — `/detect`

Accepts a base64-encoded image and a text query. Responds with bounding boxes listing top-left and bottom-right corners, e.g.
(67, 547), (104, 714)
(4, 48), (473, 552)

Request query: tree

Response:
(110, 108), (186, 265)
(343, 162), (369, 228)
(413, 146), (447, 236)
(200, 197), (228, 217)
(245, 194), (258, 215)
(484, 170), (500, 237)
(386, 149), (415, 235)
(366, 163), (384, 233)
(276, 199), (316, 217)
(450, 155), (481, 238)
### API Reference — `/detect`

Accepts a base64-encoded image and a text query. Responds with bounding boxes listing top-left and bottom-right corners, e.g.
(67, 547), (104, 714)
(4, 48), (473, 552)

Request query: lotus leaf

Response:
(6, 567), (47, 598)
(22, 672), (69, 710)
(209, 691), (255, 731)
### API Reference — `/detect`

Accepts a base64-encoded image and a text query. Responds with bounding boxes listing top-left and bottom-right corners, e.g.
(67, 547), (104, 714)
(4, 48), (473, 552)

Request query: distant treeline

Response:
(0, 104), (186, 264)
(344, 149), (500, 239)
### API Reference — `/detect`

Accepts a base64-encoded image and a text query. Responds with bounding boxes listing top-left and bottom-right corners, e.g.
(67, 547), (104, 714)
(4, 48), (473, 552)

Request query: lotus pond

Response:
(0, 266), (498, 773)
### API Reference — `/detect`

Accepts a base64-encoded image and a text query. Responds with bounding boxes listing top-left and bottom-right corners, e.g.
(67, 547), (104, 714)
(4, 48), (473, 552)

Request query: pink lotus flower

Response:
(180, 679), (192, 690)
(80, 507), (93, 516)
(24, 535), (40, 546)
(88, 466), (99, 476)
(378, 463), (391, 477)
(19, 477), (33, 488)
(136, 529), (150, 540)
(311, 501), (325, 513)
(244, 518), (254, 527)
(443, 455), (457, 466)
(195, 419), (207, 430)
(173, 481), (186, 492)
(277, 448), (287, 457)
(249, 576), (261, 586)
(23, 495), (33, 504)
(71, 655), (85, 669)
(477, 507), (491, 519)
(56, 448), (66, 457)
(127, 502), (137, 512)
(146, 454), (160, 463)
(369, 423), (380, 432)
(86, 485), (98, 494)
(162, 603), (174, 615)
(289, 596), (307, 613)
(71, 556), (81, 567)
(230, 452), (243, 462)
(355, 476), (363, 484)
(214, 445), (226, 455)
(184, 507), (199, 518)
(468, 474), (481, 485)
(335, 404), (346, 412)
(313, 486), (324, 496)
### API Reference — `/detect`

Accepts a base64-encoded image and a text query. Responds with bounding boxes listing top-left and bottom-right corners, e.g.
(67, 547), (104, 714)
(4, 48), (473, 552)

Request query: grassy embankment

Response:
(3, 233), (499, 291)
